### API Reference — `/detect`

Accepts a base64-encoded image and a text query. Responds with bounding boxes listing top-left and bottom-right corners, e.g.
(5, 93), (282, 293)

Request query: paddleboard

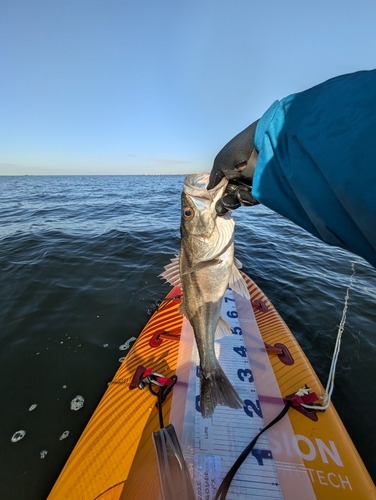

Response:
(47, 272), (375, 499)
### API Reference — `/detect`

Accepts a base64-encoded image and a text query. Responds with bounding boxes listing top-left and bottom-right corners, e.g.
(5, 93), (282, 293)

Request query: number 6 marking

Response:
(227, 310), (238, 319)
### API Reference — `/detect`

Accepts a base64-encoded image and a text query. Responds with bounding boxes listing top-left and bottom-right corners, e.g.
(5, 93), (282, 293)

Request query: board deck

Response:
(48, 273), (376, 500)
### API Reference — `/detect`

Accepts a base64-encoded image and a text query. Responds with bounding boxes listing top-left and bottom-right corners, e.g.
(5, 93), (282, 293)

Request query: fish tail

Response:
(200, 365), (244, 418)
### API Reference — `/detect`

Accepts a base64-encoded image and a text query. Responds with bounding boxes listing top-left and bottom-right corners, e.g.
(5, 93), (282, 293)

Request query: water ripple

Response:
(0, 175), (375, 498)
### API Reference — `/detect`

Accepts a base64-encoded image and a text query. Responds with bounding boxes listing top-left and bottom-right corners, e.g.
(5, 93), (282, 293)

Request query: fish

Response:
(160, 173), (250, 418)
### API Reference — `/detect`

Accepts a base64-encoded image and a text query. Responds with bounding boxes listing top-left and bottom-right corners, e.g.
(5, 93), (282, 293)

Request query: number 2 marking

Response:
(244, 399), (263, 418)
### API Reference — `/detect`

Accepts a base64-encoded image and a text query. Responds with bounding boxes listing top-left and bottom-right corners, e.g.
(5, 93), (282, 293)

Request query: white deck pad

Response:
(171, 287), (316, 500)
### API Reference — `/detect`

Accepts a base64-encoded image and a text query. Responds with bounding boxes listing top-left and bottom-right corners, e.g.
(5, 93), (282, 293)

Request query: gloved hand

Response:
(207, 120), (260, 215)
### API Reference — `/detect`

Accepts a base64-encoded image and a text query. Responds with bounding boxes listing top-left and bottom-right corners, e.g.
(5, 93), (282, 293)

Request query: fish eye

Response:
(183, 207), (194, 219)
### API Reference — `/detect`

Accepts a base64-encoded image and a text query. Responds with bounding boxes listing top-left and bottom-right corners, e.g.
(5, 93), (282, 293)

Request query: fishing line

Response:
(302, 262), (356, 411)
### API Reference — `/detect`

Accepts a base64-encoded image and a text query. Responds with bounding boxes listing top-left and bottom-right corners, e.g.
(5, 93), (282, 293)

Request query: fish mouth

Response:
(183, 173), (228, 211)
(181, 174), (235, 260)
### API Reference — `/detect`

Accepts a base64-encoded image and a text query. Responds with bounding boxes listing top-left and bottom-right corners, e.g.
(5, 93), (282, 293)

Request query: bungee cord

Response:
(301, 262), (356, 411)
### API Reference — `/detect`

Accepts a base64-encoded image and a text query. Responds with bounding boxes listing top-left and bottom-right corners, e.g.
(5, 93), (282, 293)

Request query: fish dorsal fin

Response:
(203, 212), (235, 261)
(159, 255), (181, 288)
(229, 264), (250, 299)
(215, 316), (232, 340)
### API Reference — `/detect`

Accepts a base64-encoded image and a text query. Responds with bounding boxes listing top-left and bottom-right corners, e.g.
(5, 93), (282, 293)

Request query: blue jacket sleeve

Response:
(252, 69), (376, 268)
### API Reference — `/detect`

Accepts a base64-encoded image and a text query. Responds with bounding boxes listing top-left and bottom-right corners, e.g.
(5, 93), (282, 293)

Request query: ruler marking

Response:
(187, 287), (284, 500)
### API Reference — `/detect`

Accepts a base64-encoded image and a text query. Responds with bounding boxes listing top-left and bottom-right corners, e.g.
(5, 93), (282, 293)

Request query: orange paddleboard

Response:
(48, 272), (375, 499)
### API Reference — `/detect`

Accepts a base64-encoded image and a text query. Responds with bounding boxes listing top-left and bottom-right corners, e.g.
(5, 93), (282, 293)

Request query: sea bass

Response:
(161, 173), (250, 418)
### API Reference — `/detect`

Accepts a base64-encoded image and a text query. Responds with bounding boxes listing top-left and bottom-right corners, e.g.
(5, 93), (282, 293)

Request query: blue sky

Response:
(1, 0), (376, 175)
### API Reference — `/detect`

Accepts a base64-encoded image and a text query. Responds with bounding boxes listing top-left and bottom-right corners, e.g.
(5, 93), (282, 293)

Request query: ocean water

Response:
(1, 175), (375, 498)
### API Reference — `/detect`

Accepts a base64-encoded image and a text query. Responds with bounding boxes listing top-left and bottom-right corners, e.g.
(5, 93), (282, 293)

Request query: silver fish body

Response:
(161, 173), (249, 418)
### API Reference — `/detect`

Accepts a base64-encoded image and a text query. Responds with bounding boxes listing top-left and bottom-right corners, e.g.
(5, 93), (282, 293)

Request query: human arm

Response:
(208, 70), (376, 268)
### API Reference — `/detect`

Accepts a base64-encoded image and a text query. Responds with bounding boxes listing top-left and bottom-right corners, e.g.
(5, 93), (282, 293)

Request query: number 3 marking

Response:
(238, 368), (254, 382)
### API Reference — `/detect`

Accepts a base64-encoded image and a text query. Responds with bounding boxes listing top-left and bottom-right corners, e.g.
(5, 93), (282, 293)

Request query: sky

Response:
(1, 0), (376, 175)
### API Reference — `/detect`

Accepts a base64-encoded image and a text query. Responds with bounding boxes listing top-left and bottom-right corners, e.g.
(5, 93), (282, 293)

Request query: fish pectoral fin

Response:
(215, 316), (232, 340)
(229, 264), (250, 299)
(181, 258), (221, 276)
(178, 300), (187, 317)
(159, 254), (181, 288)
(234, 257), (243, 269)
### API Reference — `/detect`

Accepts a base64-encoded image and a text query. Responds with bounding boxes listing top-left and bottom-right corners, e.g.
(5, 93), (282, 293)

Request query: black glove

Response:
(207, 120), (259, 215)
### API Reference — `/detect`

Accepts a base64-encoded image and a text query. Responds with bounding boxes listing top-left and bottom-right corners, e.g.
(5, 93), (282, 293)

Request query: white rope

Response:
(301, 262), (356, 411)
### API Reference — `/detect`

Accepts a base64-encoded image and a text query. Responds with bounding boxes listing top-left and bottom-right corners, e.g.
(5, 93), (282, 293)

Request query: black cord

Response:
(214, 400), (292, 500)
(157, 389), (165, 429)
(147, 374), (178, 430)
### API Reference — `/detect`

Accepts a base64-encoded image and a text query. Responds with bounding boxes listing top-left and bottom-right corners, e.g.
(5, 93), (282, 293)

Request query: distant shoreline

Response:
(0, 173), (194, 177)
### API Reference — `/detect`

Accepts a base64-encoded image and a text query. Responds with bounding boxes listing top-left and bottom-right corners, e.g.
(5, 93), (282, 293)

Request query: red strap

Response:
(156, 376), (174, 387)
(290, 392), (319, 407)
(142, 369), (174, 387)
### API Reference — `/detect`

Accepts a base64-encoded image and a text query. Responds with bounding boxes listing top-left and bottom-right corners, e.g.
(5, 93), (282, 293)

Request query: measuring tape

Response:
(181, 287), (284, 500)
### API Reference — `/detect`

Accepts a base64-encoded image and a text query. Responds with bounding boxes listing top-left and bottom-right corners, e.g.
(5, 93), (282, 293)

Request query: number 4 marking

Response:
(233, 345), (247, 357)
